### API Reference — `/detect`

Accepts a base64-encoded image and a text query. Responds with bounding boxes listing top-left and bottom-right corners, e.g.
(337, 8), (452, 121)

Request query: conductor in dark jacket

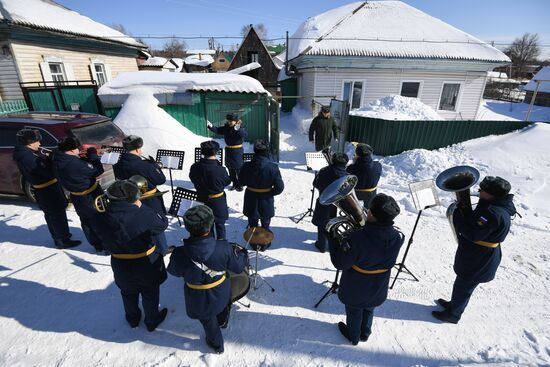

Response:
(113, 135), (169, 254)
(312, 152), (349, 253)
(328, 194), (404, 345)
(94, 180), (168, 331)
(309, 106), (338, 152)
(12, 129), (80, 249)
(239, 140), (284, 232)
(433, 176), (516, 324)
(207, 114), (248, 191)
(346, 143), (382, 208)
(189, 140), (231, 240)
(52, 137), (104, 252)
(167, 205), (247, 354)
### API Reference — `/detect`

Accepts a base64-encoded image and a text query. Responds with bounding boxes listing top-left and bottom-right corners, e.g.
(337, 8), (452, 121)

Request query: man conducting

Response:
(433, 176), (516, 324)
(309, 106), (339, 152)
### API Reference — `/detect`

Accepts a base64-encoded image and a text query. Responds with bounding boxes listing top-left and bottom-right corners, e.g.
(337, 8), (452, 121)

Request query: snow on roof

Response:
(288, 1), (510, 63)
(226, 62), (261, 75)
(98, 71), (268, 96)
(0, 0), (144, 48)
(184, 54), (214, 67)
(524, 66), (550, 93)
(349, 94), (443, 120)
(487, 71), (508, 79)
(141, 57), (169, 67)
(272, 54), (284, 69)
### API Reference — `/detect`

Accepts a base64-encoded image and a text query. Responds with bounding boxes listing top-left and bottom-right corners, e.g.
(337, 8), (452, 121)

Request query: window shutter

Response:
(39, 62), (53, 84)
(64, 63), (76, 85)
(104, 64), (112, 81)
(89, 63), (99, 84)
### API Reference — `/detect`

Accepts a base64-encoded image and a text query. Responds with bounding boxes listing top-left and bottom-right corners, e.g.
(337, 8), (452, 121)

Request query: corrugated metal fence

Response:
(347, 115), (531, 156)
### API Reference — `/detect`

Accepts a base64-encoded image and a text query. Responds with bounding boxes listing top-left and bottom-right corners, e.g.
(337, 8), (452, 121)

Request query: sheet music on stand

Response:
(409, 180), (439, 210)
(155, 149), (185, 170)
(305, 152), (329, 172)
(100, 152), (121, 165)
(168, 187), (202, 217)
(194, 147), (224, 165)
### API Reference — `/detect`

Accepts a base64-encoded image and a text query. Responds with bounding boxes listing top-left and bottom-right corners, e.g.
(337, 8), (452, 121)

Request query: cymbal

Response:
(243, 227), (274, 246)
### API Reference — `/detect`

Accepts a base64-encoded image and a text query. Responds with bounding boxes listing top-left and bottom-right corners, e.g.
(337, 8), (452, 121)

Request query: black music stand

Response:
(243, 153), (254, 162)
(291, 152), (328, 224)
(100, 146), (126, 164)
(390, 179), (439, 289)
(314, 269), (340, 308)
(156, 149), (185, 196)
(168, 187), (201, 226)
(194, 147), (224, 165)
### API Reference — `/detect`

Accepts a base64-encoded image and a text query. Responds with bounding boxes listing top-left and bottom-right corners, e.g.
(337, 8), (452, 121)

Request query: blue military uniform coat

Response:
(329, 222), (405, 308)
(189, 159), (231, 223)
(453, 194), (516, 283)
(208, 124), (248, 170)
(312, 165), (348, 227)
(346, 156), (382, 207)
(113, 153), (167, 215)
(239, 155), (284, 219)
(167, 236), (246, 320)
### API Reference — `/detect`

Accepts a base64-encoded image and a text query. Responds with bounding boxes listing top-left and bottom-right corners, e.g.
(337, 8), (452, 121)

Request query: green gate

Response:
(21, 81), (102, 114)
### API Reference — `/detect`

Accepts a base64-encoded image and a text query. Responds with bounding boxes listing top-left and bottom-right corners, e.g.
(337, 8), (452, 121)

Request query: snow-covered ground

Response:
(477, 99), (550, 122)
(1, 105), (550, 366)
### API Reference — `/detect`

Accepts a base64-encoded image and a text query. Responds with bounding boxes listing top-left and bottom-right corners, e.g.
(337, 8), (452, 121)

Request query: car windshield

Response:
(70, 120), (124, 146)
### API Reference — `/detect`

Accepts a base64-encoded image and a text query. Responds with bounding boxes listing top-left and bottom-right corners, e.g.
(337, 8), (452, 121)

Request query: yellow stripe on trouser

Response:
(71, 182), (98, 196)
(352, 265), (389, 275)
(356, 187), (377, 192)
(111, 246), (157, 260)
(208, 192), (224, 199)
(186, 274), (226, 290)
(246, 187), (272, 193)
(140, 187), (157, 199)
(226, 144), (243, 149)
(33, 178), (58, 189)
(474, 240), (499, 248)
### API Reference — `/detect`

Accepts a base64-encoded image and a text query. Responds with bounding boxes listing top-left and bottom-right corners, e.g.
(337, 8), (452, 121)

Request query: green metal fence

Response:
(0, 99), (29, 116)
(347, 115), (531, 156)
(20, 81), (102, 114)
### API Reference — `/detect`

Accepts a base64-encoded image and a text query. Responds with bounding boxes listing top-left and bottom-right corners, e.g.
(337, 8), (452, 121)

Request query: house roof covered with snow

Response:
(524, 67), (550, 93)
(287, 1), (510, 63)
(141, 57), (170, 67)
(0, 0), (145, 48)
(98, 71), (268, 96)
(184, 54), (214, 67)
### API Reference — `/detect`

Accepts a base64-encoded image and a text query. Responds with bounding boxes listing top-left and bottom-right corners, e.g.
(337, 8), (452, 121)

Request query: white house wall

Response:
(0, 43), (24, 101)
(299, 68), (488, 120)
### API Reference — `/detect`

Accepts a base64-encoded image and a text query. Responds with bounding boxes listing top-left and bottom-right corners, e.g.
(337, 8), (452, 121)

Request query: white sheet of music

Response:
(415, 188), (437, 209)
(100, 152), (120, 165)
(160, 156), (180, 169)
(177, 199), (204, 217)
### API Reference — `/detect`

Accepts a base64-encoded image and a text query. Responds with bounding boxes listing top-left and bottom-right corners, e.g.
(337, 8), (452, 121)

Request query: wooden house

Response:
(523, 66), (550, 107)
(211, 50), (231, 72)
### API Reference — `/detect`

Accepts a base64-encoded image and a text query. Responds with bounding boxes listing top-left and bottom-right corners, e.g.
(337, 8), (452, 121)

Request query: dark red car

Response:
(0, 112), (125, 200)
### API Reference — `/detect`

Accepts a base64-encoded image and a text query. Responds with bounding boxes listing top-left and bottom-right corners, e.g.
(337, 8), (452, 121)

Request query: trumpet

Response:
(38, 146), (53, 155)
(93, 189), (169, 213)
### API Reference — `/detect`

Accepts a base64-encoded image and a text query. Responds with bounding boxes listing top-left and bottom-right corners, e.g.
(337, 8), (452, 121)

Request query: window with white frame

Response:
(248, 51), (259, 63)
(342, 81), (363, 109)
(93, 63), (107, 86)
(439, 83), (461, 111)
(400, 81), (421, 98)
(48, 62), (66, 84)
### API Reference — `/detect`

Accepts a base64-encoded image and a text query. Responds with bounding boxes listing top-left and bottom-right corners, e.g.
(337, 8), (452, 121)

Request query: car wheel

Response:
(23, 181), (37, 203)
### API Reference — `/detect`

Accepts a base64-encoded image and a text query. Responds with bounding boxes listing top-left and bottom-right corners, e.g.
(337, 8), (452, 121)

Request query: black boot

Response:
(146, 308), (168, 332)
(125, 309), (141, 328)
(206, 338), (224, 354)
(338, 322), (358, 345)
(217, 304), (232, 329)
(314, 241), (326, 253)
(437, 298), (451, 309)
(432, 310), (459, 324)
(55, 238), (81, 249)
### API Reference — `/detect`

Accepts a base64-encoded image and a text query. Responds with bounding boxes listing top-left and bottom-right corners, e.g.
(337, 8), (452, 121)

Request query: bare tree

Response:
(156, 37), (188, 58)
(241, 23), (270, 44)
(504, 33), (541, 79)
(109, 23), (149, 49)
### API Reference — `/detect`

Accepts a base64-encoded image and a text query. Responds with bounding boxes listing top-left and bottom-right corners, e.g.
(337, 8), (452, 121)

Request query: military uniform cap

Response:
(16, 129), (42, 145)
(200, 140), (220, 157)
(58, 136), (81, 152)
(480, 176), (511, 198)
(106, 180), (140, 203)
(369, 193), (400, 224)
(122, 135), (143, 151)
(184, 205), (214, 236)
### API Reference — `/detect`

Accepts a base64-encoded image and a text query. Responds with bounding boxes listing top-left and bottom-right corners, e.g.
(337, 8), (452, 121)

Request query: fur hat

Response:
(16, 129), (42, 145)
(369, 193), (400, 224)
(479, 176), (511, 198)
(122, 135), (143, 151)
(253, 139), (269, 156)
(183, 205), (214, 236)
(106, 180), (140, 203)
(331, 152), (349, 167)
(226, 113), (239, 122)
(321, 106), (330, 113)
(356, 143), (373, 157)
(200, 140), (220, 157)
(57, 136), (81, 152)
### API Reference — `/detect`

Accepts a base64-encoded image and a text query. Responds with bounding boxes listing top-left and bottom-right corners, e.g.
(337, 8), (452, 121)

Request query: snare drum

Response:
(229, 243), (250, 303)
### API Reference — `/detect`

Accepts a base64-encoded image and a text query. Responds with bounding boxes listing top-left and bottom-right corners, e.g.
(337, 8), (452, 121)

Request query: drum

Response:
(229, 243), (250, 303)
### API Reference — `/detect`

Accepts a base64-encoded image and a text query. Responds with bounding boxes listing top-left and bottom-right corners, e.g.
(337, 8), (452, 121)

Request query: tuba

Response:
(319, 175), (367, 248)
(435, 165), (480, 241)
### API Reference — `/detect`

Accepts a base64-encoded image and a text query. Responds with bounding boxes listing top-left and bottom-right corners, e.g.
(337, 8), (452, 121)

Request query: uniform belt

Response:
(352, 265), (389, 275)
(208, 192), (224, 199)
(71, 182), (98, 196)
(32, 178), (58, 189)
(247, 187), (272, 193)
(186, 274), (226, 290)
(474, 240), (499, 248)
(141, 187), (157, 199)
(111, 245), (157, 260)
(356, 187), (377, 192)
(226, 144), (243, 149)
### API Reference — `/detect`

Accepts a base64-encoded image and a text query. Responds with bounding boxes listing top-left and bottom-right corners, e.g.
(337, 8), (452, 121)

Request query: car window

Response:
(0, 127), (22, 147)
(70, 121), (125, 146)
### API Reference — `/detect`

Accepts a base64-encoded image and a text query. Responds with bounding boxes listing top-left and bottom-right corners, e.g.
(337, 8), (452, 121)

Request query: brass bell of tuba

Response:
(94, 194), (109, 213)
(129, 175), (148, 196)
(435, 165), (480, 241)
(319, 175), (367, 246)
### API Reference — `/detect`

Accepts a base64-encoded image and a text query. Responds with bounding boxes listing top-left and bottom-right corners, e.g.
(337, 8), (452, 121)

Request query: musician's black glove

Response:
(147, 155), (156, 163)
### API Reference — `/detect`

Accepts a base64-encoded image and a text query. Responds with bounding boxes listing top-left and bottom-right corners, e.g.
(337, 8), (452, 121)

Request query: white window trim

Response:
(43, 55), (64, 63)
(437, 81), (464, 112)
(341, 80), (365, 109)
(399, 80), (423, 99)
(48, 62), (67, 82)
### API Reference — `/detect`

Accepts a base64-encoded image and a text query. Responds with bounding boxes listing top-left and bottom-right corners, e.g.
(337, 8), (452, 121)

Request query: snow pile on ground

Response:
(113, 92), (205, 156)
(350, 95), (443, 120)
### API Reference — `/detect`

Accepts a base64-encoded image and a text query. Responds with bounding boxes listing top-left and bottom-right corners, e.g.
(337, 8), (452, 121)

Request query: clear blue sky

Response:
(56, 0), (550, 58)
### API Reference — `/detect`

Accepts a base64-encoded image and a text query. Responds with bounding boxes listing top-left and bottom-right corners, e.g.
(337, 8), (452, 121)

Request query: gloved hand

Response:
(207, 121), (213, 128)
(234, 123), (241, 131)
(147, 155), (156, 163)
